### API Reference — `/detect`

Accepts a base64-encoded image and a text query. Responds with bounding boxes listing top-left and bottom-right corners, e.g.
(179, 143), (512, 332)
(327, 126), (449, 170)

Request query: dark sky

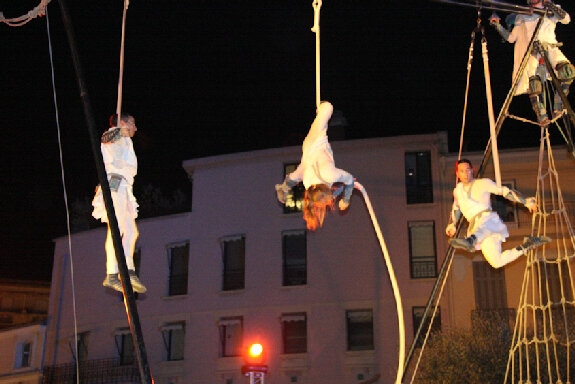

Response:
(1, 0), (574, 280)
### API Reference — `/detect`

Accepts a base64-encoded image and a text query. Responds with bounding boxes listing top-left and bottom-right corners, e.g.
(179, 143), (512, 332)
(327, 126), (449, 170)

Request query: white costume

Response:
(505, 7), (570, 95)
(451, 178), (521, 269)
(286, 102), (354, 198)
(92, 128), (139, 275)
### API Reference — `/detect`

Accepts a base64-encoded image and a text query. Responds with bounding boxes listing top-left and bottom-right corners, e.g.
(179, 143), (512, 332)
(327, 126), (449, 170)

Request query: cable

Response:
(45, 7), (80, 384)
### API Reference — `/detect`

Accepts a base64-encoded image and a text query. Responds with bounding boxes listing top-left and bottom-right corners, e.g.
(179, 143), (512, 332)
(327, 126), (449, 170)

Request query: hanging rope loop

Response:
(311, 0), (322, 109)
(115, 0), (130, 119)
(311, 0), (322, 33)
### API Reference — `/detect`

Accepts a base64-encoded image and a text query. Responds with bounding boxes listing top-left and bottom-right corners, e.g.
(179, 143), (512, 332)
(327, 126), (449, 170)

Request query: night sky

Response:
(2, 0), (574, 280)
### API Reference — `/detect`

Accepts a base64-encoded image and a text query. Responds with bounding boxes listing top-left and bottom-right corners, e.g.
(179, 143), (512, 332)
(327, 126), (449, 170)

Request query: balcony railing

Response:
(42, 358), (139, 384)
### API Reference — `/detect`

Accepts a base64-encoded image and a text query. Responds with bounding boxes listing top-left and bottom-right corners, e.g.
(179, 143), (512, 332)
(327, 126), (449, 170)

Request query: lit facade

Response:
(43, 132), (575, 384)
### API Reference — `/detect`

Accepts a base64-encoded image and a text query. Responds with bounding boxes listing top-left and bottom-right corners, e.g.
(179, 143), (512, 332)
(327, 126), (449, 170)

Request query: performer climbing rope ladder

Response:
(489, 0), (575, 126)
(446, 158), (551, 269)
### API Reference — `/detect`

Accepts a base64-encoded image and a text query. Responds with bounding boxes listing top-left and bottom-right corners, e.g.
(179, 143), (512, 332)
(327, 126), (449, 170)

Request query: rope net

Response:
(504, 126), (575, 383)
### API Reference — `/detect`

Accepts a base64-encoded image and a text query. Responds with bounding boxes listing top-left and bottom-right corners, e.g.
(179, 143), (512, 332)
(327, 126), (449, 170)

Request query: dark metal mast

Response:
(56, 1), (153, 382)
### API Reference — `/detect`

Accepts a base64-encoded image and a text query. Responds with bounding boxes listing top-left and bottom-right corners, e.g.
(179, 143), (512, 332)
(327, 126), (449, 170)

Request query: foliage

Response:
(414, 316), (512, 384)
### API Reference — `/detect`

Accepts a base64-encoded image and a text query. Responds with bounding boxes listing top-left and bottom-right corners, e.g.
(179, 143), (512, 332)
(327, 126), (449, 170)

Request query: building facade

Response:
(0, 322), (46, 384)
(42, 131), (575, 384)
(0, 279), (50, 330)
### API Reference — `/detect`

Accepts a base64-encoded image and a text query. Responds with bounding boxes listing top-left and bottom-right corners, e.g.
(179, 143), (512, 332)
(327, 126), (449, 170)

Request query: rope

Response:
(458, 14), (502, 187)
(354, 182), (405, 384)
(458, 24), (475, 161)
(480, 33), (502, 187)
(116, 0), (130, 118)
(0, 0), (51, 27)
(45, 7), (81, 384)
(311, 0), (322, 109)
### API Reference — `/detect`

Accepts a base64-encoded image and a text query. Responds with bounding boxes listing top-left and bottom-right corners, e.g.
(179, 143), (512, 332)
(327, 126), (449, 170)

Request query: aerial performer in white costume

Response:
(92, 113), (147, 293)
(446, 159), (551, 269)
(489, 0), (575, 125)
(275, 101), (355, 231)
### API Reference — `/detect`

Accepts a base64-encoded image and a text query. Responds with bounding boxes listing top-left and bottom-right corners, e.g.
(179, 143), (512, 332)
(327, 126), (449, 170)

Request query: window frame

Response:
(282, 163), (305, 214)
(281, 313), (307, 354)
(161, 322), (186, 361)
(412, 306), (441, 347)
(405, 151), (433, 205)
(491, 180), (519, 225)
(218, 317), (243, 357)
(408, 220), (437, 279)
(221, 235), (246, 291)
(114, 328), (135, 366)
(14, 341), (32, 369)
(346, 309), (374, 351)
(167, 242), (190, 296)
(282, 230), (307, 286)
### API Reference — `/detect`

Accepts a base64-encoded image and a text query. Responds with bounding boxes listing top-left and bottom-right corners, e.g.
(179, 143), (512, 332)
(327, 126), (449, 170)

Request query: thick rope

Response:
(0, 0), (51, 27)
(355, 182), (405, 384)
(311, 0), (322, 109)
(480, 36), (502, 187)
(116, 0), (130, 118)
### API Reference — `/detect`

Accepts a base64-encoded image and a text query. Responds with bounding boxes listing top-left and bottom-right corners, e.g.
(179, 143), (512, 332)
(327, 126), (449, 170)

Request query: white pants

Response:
(479, 235), (523, 269)
(104, 188), (139, 274)
(469, 211), (521, 269)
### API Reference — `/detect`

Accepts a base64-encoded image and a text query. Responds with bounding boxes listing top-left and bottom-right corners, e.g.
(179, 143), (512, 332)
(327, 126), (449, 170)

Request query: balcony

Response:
(42, 358), (139, 384)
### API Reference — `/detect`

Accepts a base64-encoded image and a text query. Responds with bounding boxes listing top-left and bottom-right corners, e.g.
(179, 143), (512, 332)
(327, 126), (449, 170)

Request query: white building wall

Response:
(46, 132), (452, 384)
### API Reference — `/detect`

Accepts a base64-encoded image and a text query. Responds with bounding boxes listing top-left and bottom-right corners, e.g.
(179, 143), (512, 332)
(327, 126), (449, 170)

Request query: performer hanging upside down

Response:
(92, 113), (147, 293)
(275, 101), (355, 231)
(446, 159), (551, 269)
(489, 0), (575, 126)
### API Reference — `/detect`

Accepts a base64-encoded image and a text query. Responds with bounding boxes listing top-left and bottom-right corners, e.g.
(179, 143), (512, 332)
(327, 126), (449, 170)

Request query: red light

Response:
(249, 343), (263, 358)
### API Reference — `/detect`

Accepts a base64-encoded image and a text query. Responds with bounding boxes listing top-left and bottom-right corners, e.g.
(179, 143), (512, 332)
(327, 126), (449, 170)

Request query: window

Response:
(133, 248), (142, 299)
(14, 341), (31, 368)
(541, 259), (573, 304)
(283, 163), (305, 214)
(283, 230), (307, 286)
(168, 242), (189, 296)
(162, 322), (185, 361)
(491, 181), (518, 224)
(69, 332), (89, 362)
(281, 313), (307, 354)
(346, 310), (374, 351)
(412, 306), (441, 347)
(115, 329), (134, 365)
(473, 261), (508, 310)
(405, 151), (433, 204)
(409, 221), (437, 278)
(218, 317), (243, 357)
(222, 236), (245, 291)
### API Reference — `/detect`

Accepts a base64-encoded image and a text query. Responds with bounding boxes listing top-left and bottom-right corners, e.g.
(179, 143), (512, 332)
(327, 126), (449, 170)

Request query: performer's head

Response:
(455, 158), (475, 183)
(109, 113), (137, 137)
(526, 0), (545, 7)
(303, 184), (334, 231)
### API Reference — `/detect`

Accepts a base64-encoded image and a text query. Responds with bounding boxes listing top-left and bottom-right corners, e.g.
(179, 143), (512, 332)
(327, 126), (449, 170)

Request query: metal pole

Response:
(56, 1), (153, 383)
